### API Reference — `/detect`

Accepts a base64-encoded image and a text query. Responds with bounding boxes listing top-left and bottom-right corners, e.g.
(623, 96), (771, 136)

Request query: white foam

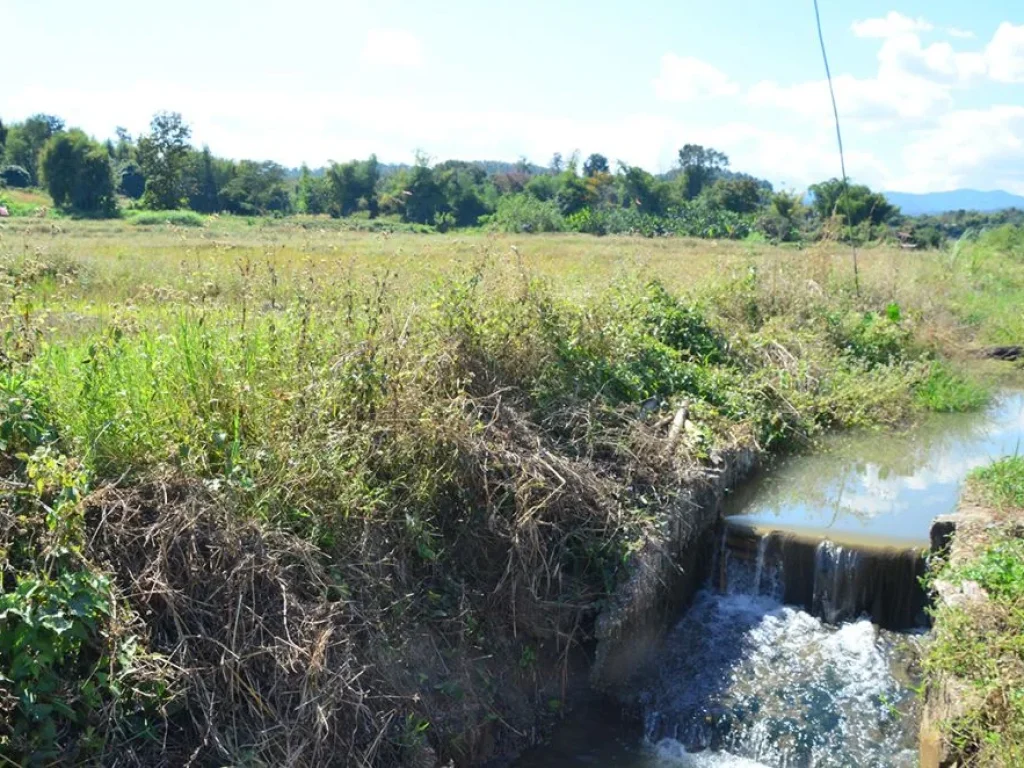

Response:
(642, 585), (915, 766)
(651, 738), (769, 767)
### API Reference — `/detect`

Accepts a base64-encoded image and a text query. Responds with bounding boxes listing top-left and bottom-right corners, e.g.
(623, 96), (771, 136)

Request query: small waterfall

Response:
(639, 525), (925, 766)
(752, 535), (768, 595)
(719, 524), (928, 630)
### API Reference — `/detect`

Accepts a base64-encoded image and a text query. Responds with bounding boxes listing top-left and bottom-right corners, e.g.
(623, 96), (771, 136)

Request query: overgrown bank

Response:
(0, 223), (1019, 765)
(923, 457), (1024, 766)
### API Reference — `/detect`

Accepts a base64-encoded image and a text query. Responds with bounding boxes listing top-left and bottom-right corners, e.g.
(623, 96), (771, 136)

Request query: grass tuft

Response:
(915, 363), (990, 413)
(970, 456), (1024, 508)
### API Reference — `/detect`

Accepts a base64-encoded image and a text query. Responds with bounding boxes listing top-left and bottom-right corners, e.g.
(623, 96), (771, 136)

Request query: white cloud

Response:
(852, 12), (932, 39)
(878, 34), (986, 84)
(361, 28), (424, 69)
(986, 22), (1024, 83)
(750, 18), (1024, 128)
(748, 71), (950, 126)
(653, 54), (739, 102)
(895, 106), (1024, 193)
(947, 27), (975, 40)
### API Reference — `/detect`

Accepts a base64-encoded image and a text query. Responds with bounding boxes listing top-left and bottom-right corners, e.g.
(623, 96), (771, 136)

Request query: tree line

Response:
(0, 110), (943, 244)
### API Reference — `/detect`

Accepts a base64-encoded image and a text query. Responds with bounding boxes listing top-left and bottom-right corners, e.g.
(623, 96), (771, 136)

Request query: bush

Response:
(1, 165), (32, 188)
(129, 210), (204, 227)
(977, 224), (1024, 257)
(914, 364), (988, 413)
(484, 194), (565, 233)
(756, 211), (800, 242)
(118, 162), (146, 199)
(827, 306), (912, 365)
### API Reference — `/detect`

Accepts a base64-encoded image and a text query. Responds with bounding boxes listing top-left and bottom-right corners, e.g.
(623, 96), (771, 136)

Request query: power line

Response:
(813, 0), (847, 185)
(813, 0), (860, 295)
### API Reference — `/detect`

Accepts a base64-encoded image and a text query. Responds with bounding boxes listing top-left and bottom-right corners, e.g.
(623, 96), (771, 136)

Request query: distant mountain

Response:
(884, 189), (1024, 216)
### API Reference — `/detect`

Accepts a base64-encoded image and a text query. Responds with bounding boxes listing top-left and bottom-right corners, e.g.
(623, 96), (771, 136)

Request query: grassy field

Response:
(0, 216), (1021, 765)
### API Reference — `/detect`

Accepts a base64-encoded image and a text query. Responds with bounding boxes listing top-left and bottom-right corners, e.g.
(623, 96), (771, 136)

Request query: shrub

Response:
(977, 224), (1024, 258)
(1, 165), (32, 188)
(914, 364), (988, 413)
(484, 194), (564, 233)
(129, 210), (204, 227)
(827, 306), (912, 365)
(118, 162), (146, 199)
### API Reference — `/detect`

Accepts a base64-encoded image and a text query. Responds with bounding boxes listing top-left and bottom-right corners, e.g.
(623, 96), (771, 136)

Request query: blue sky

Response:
(3, 1), (1023, 192)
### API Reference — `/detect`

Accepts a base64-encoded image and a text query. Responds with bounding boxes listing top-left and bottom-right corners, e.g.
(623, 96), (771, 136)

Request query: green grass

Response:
(970, 456), (1024, 508)
(915, 363), (990, 413)
(126, 209), (206, 227)
(925, 455), (1024, 766)
(960, 539), (1024, 600)
(1, 218), (1021, 765)
(0, 186), (53, 216)
(926, 535), (1024, 766)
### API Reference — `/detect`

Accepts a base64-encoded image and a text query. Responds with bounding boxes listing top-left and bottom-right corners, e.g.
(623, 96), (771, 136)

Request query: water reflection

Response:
(725, 392), (1024, 545)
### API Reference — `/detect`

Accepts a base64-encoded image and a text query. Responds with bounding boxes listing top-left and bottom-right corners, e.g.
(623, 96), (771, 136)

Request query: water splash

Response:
(641, 544), (922, 767)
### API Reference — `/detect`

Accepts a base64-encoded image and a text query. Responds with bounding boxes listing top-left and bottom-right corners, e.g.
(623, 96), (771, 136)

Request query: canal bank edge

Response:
(922, 500), (1024, 767)
(590, 445), (759, 694)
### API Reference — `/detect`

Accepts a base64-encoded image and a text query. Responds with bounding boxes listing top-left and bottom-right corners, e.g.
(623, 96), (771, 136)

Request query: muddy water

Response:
(514, 393), (1024, 768)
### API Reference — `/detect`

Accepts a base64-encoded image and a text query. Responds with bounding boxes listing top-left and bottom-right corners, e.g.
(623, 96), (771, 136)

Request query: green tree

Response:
(0, 165), (31, 188)
(525, 173), (560, 202)
(137, 111), (192, 210)
(118, 162), (146, 199)
(555, 171), (593, 216)
(617, 164), (668, 215)
(4, 114), (65, 184)
(187, 146), (221, 213)
(297, 164), (332, 214)
(112, 127), (134, 163)
(39, 130), (116, 215)
(326, 155), (380, 218)
(0, 118), (7, 163)
(549, 152), (564, 174)
(397, 154), (443, 224)
(435, 160), (490, 226)
(757, 191), (806, 242)
(678, 144), (729, 200)
(808, 178), (897, 226)
(219, 160), (291, 215)
(705, 177), (766, 214)
(583, 153), (609, 178)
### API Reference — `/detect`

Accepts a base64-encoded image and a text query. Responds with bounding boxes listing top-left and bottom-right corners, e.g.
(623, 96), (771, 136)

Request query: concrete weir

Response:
(591, 446), (759, 691)
(719, 524), (929, 630)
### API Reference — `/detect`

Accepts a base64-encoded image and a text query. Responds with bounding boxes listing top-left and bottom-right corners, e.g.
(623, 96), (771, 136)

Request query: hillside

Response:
(885, 189), (1024, 215)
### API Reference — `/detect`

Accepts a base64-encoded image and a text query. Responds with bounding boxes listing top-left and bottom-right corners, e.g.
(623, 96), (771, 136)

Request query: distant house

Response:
(896, 230), (918, 249)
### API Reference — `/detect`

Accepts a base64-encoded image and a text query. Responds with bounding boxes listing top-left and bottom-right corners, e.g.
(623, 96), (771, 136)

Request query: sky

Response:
(2, 0), (1023, 193)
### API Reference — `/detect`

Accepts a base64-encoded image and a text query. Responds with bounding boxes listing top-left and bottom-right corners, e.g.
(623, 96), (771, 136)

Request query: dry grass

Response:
(0, 218), (1019, 765)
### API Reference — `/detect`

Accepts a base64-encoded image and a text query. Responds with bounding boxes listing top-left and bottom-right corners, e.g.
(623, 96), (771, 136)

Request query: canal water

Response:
(514, 391), (1024, 767)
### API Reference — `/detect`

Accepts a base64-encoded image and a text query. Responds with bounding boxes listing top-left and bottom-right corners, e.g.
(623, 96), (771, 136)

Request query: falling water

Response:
(752, 535), (768, 595)
(638, 533), (923, 767)
(515, 392), (1024, 768)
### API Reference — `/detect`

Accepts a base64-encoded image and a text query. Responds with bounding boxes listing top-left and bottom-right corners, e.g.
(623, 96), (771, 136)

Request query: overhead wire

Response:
(813, 0), (860, 295)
